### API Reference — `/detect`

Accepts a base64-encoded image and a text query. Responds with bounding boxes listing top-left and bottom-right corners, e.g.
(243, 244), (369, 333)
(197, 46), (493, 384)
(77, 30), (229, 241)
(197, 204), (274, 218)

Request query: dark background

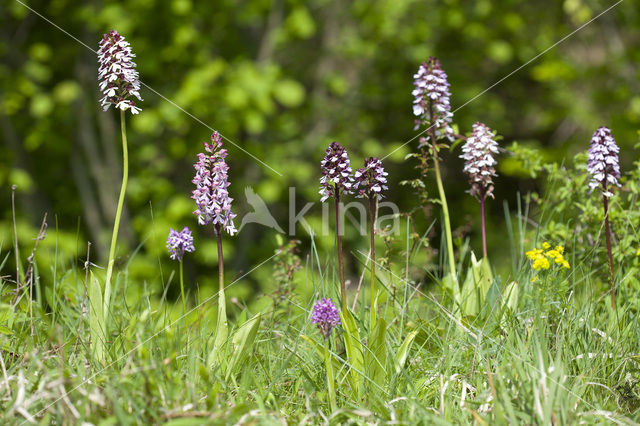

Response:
(1, 0), (639, 305)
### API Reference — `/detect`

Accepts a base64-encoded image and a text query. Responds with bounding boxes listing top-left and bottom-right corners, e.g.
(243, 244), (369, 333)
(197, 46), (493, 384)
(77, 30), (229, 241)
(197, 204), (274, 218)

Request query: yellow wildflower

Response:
(527, 243), (569, 272)
(533, 256), (550, 270)
(546, 249), (560, 259)
(636, 248), (640, 256)
(526, 248), (543, 260)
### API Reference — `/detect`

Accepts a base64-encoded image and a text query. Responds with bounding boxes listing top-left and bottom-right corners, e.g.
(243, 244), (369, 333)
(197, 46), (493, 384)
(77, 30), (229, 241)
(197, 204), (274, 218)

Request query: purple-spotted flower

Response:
(412, 57), (454, 144)
(587, 126), (621, 198)
(166, 227), (195, 261)
(319, 142), (355, 202)
(97, 30), (142, 114)
(311, 297), (341, 339)
(354, 157), (388, 200)
(192, 132), (237, 235)
(460, 122), (500, 200)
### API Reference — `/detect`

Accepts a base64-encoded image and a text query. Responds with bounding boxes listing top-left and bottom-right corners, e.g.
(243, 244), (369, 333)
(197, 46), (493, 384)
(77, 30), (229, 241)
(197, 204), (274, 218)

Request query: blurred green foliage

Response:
(1, 0), (639, 306)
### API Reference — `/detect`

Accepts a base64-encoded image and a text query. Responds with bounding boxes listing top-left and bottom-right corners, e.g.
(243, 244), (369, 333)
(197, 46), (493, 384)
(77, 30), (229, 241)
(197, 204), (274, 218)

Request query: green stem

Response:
(480, 191), (487, 259)
(335, 191), (347, 313)
(216, 225), (224, 293)
(324, 339), (337, 412)
(104, 109), (129, 324)
(602, 191), (616, 310)
(368, 197), (376, 328)
(179, 261), (186, 314)
(433, 157), (456, 279)
(428, 102), (457, 287)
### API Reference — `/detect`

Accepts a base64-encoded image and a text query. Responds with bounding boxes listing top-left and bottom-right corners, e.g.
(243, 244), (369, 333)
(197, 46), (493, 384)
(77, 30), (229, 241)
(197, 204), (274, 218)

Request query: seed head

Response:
(319, 142), (355, 202)
(311, 297), (341, 339)
(192, 132), (237, 235)
(354, 157), (388, 200)
(166, 227), (195, 261)
(460, 122), (499, 200)
(587, 126), (621, 198)
(97, 30), (142, 114)
(412, 57), (454, 145)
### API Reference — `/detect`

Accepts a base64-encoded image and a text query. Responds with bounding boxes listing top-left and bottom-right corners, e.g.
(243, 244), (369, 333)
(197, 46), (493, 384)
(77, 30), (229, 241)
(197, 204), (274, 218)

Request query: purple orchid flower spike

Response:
(166, 227), (195, 262)
(192, 131), (237, 236)
(312, 297), (341, 339)
(98, 30), (142, 114)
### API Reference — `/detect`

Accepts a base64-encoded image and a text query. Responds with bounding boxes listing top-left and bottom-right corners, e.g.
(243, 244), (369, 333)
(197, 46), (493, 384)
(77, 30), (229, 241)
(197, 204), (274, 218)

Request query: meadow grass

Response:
(1, 203), (639, 425)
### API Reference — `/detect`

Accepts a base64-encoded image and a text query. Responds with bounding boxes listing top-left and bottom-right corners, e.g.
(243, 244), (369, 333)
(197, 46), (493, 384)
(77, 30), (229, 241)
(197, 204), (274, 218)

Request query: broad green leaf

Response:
(365, 316), (387, 389)
(208, 289), (228, 368)
(88, 272), (105, 364)
(0, 302), (16, 329)
(340, 308), (364, 397)
(441, 274), (461, 314)
(370, 290), (380, 330)
(460, 253), (493, 317)
(502, 280), (519, 312)
(394, 330), (418, 374)
(225, 312), (261, 380)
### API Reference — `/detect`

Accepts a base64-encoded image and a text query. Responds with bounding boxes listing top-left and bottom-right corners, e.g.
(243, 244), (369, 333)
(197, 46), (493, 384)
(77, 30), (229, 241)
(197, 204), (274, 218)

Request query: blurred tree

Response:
(1, 0), (639, 303)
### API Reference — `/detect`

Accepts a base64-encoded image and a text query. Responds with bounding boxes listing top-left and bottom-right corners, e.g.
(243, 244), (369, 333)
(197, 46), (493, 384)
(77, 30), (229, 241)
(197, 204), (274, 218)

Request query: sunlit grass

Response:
(1, 207), (639, 424)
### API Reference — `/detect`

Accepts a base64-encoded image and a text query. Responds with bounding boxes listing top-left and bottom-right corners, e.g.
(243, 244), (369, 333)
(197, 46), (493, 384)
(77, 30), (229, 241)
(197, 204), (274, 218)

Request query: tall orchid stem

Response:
(602, 192), (616, 310)
(215, 225), (224, 293)
(179, 261), (186, 313)
(428, 103), (457, 285)
(324, 339), (338, 412)
(104, 109), (129, 323)
(480, 192), (487, 259)
(335, 191), (347, 313)
(368, 197), (376, 328)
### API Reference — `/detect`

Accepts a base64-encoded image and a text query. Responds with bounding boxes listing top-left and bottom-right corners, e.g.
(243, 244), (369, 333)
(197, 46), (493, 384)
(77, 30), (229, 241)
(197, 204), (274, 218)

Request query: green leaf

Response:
(441, 274), (461, 314)
(460, 253), (493, 317)
(225, 312), (261, 380)
(88, 272), (105, 364)
(502, 280), (519, 312)
(273, 79), (305, 108)
(208, 290), (228, 368)
(340, 308), (364, 397)
(285, 7), (316, 39)
(301, 334), (324, 359)
(301, 334), (341, 372)
(365, 316), (387, 389)
(394, 330), (418, 374)
(449, 137), (465, 152)
(164, 419), (208, 426)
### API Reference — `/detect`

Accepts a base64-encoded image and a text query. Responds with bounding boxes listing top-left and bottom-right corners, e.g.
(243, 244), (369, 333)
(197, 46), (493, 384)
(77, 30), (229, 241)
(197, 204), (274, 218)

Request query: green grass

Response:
(1, 217), (640, 425)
